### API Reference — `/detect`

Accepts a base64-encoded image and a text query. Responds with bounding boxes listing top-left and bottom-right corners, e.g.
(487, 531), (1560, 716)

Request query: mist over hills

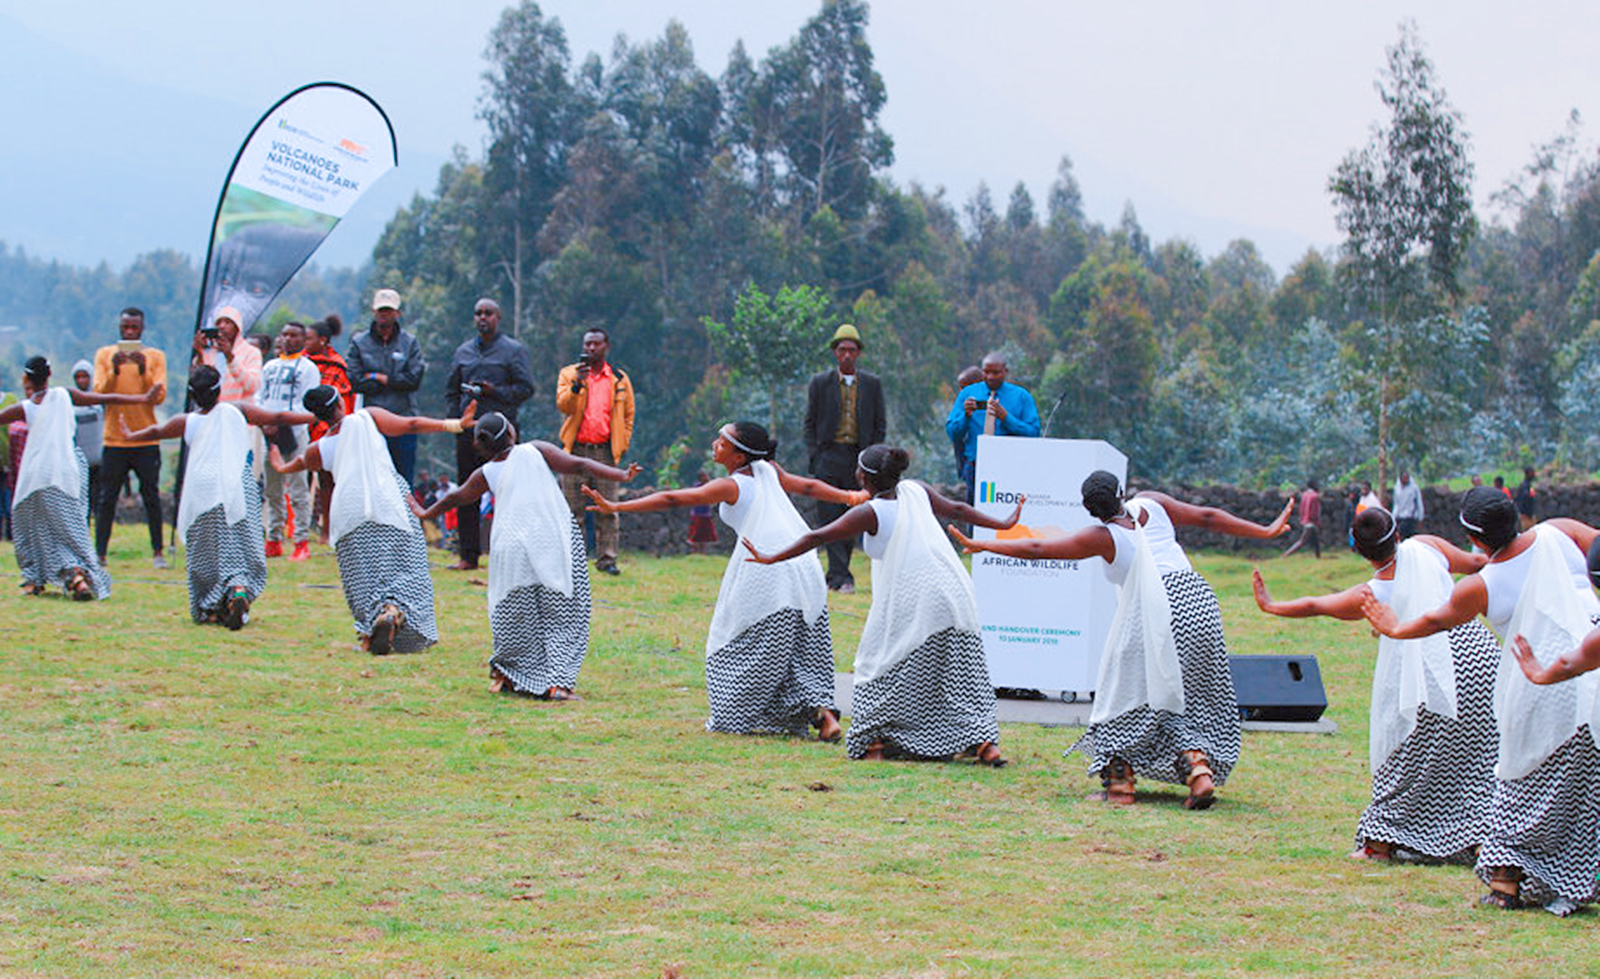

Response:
(0, 13), (446, 274)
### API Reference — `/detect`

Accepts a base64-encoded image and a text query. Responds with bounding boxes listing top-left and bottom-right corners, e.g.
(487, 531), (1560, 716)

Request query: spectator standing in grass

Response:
(92, 306), (168, 569)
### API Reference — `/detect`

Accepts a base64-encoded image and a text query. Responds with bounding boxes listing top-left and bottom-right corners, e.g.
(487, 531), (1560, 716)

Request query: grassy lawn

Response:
(1, 536), (1592, 977)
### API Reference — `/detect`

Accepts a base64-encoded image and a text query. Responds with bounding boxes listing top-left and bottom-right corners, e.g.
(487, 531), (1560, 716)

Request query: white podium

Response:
(969, 436), (1127, 694)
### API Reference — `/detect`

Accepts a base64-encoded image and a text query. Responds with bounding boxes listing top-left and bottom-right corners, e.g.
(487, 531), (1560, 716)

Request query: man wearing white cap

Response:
(346, 288), (426, 483)
(191, 306), (262, 405)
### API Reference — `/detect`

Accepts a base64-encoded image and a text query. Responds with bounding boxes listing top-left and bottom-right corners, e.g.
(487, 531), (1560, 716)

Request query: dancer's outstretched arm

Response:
(743, 504), (878, 565)
(1412, 534), (1489, 574)
(69, 386), (162, 408)
(947, 521), (1114, 563)
(238, 404), (316, 429)
(119, 414), (188, 443)
(1511, 632), (1600, 685)
(368, 400), (476, 438)
(535, 440), (642, 483)
(416, 469), (490, 522)
(1251, 568), (1368, 620)
(268, 443), (325, 476)
(925, 483), (1023, 530)
(769, 462), (868, 506)
(1360, 575), (1487, 639)
(1139, 490), (1293, 539)
(585, 477), (738, 515)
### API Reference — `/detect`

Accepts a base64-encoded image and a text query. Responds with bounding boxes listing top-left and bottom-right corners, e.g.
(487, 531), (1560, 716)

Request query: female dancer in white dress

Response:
(951, 471), (1290, 807)
(417, 412), (640, 699)
(0, 357), (155, 600)
(585, 421), (861, 740)
(745, 444), (1022, 765)
(1253, 506), (1499, 861)
(120, 365), (315, 628)
(269, 385), (470, 654)
(1363, 487), (1600, 915)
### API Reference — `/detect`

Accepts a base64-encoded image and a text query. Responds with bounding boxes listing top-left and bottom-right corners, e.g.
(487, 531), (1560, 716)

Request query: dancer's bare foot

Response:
(859, 741), (886, 762)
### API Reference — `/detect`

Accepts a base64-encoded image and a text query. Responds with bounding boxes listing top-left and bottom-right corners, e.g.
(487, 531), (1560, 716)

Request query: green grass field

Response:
(1, 536), (1593, 977)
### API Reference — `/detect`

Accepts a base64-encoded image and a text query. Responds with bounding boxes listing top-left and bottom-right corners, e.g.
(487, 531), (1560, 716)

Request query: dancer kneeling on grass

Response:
(269, 386), (471, 655)
(416, 412), (641, 700)
(585, 422), (861, 740)
(744, 444), (1022, 765)
(120, 366), (316, 629)
(1252, 507), (1498, 862)
(1362, 487), (1600, 916)
(0, 356), (155, 600)
(951, 472), (1291, 807)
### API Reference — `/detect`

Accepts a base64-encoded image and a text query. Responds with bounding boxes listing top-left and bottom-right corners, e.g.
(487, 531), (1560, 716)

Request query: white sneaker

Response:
(152, 553), (169, 571)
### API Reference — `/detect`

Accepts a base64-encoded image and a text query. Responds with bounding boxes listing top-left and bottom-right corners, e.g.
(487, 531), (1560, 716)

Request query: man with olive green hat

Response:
(803, 323), (886, 593)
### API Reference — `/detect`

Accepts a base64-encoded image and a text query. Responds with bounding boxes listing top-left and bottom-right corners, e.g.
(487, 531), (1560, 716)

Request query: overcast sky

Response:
(9, 0), (1600, 274)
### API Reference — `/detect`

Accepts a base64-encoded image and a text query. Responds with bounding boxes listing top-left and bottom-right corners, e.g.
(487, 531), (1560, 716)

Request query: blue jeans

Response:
(385, 433), (418, 486)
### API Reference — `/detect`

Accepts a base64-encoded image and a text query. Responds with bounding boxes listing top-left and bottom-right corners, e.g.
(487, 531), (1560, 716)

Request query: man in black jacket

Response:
(803, 324), (886, 592)
(346, 288), (426, 482)
(443, 298), (534, 570)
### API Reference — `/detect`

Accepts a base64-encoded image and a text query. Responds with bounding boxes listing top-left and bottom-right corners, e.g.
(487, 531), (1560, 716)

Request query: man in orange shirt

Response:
(556, 328), (635, 575)
(93, 307), (168, 568)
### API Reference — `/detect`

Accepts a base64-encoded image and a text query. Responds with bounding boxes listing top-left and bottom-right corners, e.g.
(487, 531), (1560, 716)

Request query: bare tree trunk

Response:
(1377, 374), (1390, 507)
(511, 221), (525, 339)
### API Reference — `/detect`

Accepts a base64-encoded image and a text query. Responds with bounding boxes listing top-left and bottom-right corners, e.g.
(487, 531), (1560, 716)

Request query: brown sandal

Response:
(67, 569), (94, 602)
(1179, 750), (1216, 810)
(1089, 757), (1136, 804)
(368, 603), (402, 655)
(963, 741), (1007, 767)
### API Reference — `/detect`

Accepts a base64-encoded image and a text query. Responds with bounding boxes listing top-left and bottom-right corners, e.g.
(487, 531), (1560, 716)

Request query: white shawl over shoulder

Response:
(488, 444), (576, 604)
(855, 481), (979, 682)
(326, 409), (413, 545)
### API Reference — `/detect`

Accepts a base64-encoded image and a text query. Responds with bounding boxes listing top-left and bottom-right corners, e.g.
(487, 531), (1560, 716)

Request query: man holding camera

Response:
(557, 328), (634, 575)
(346, 289), (426, 484)
(191, 306), (262, 405)
(93, 307), (169, 567)
(443, 298), (533, 570)
(944, 351), (1041, 504)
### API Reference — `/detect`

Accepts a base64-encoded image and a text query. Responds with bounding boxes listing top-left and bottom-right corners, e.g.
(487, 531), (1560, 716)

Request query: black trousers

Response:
(455, 433), (482, 564)
(96, 444), (163, 558)
(813, 442), (860, 588)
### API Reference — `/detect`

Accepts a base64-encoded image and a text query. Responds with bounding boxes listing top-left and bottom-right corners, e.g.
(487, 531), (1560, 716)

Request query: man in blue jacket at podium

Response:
(945, 352), (1041, 503)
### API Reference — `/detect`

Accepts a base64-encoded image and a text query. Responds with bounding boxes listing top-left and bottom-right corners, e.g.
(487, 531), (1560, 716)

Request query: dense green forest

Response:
(6, 2), (1600, 489)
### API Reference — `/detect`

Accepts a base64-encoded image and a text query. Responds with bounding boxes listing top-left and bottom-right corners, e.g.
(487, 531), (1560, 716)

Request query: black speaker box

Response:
(1229, 654), (1327, 722)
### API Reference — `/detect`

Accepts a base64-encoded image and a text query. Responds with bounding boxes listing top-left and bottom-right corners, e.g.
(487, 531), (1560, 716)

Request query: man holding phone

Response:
(556, 328), (635, 575)
(443, 298), (533, 570)
(191, 306), (262, 405)
(944, 351), (1041, 504)
(93, 307), (168, 567)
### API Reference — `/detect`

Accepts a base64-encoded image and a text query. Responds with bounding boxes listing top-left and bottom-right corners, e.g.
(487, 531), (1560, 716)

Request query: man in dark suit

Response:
(803, 324), (887, 593)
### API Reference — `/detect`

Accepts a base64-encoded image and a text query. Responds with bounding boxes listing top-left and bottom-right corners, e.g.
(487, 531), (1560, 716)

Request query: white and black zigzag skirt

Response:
(1068, 569), (1241, 786)
(489, 519), (592, 693)
(705, 606), (836, 736)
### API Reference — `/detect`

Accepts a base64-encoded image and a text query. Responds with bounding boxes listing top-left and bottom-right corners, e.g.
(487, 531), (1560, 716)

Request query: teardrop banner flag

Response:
(195, 82), (398, 334)
(175, 82), (396, 547)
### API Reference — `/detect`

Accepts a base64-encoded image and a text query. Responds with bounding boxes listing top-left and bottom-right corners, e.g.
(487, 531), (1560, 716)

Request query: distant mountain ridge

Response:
(0, 13), (443, 272)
